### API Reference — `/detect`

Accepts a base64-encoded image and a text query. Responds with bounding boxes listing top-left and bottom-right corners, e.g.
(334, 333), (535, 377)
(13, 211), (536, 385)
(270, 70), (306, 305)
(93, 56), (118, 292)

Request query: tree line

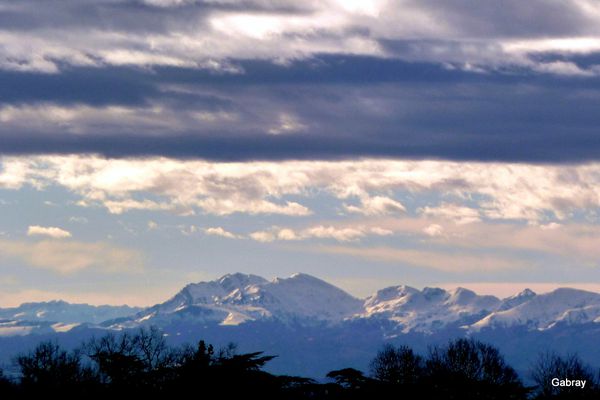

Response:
(0, 327), (597, 399)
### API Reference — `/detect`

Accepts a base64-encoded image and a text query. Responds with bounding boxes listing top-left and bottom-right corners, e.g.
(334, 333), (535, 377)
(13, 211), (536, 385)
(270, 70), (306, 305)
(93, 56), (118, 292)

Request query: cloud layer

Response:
(1, 1), (600, 161)
(3, 0), (600, 74)
(3, 155), (600, 222)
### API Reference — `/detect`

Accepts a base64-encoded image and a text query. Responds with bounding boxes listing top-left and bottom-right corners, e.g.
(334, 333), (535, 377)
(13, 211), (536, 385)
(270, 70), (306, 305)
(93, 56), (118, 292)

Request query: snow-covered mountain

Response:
(467, 288), (600, 331)
(109, 273), (364, 329)
(363, 285), (501, 333)
(0, 301), (141, 336)
(4, 275), (600, 377)
(4, 274), (600, 336)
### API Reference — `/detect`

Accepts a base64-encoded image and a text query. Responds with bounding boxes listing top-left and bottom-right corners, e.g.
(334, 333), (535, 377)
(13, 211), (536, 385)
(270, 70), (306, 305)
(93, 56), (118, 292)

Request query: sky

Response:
(3, 0), (600, 306)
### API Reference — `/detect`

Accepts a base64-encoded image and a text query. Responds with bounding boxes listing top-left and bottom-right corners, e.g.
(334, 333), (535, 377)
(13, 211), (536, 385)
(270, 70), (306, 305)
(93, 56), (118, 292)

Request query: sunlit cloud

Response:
(204, 227), (239, 239)
(4, 156), (600, 223)
(249, 225), (390, 243)
(27, 225), (72, 239)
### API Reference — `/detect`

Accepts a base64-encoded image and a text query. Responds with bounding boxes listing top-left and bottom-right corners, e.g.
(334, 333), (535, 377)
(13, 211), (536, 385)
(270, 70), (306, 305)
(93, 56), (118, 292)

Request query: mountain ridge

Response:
(3, 273), (600, 336)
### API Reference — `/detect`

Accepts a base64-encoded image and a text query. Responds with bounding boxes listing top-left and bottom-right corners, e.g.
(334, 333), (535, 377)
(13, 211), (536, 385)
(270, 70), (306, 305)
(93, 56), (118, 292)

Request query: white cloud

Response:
(345, 195), (406, 215)
(420, 203), (481, 224)
(249, 230), (275, 243)
(204, 227), (238, 239)
(369, 227), (393, 236)
(423, 223), (444, 237)
(303, 225), (366, 241)
(4, 156), (600, 223)
(250, 224), (393, 243)
(27, 225), (72, 239)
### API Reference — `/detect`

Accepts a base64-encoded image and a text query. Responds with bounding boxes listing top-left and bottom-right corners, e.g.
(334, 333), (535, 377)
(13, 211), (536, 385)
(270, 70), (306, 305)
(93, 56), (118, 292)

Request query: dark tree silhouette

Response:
(327, 368), (370, 389)
(0, 368), (15, 395)
(85, 326), (178, 391)
(425, 338), (528, 399)
(369, 343), (423, 385)
(6, 328), (592, 400)
(15, 341), (96, 394)
(531, 352), (599, 399)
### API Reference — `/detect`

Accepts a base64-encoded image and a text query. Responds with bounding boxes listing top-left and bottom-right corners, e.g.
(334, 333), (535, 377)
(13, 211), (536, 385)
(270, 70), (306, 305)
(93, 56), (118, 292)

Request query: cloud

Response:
(27, 225), (72, 239)
(2, 156), (600, 224)
(268, 113), (307, 135)
(345, 196), (406, 216)
(5, 156), (600, 223)
(1, 0), (599, 76)
(2, 2), (600, 163)
(0, 240), (144, 274)
(365, 216), (600, 264)
(1, 57), (600, 162)
(420, 203), (481, 224)
(204, 227), (238, 239)
(249, 230), (276, 243)
(249, 224), (393, 243)
(423, 223), (444, 237)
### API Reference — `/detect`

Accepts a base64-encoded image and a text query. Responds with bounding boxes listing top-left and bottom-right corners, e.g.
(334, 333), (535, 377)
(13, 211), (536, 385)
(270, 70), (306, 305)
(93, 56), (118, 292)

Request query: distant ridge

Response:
(3, 274), (600, 336)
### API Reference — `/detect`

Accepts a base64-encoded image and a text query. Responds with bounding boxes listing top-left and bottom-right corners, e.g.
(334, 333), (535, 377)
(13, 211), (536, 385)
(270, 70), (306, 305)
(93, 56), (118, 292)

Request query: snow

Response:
(117, 272), (363, 328)
(363, 285), (501, 333)
(0, 301), (141, 324)
(51, 322), (80, 332)
(3, 273), (600, 337)
(468, 288), (600, 331)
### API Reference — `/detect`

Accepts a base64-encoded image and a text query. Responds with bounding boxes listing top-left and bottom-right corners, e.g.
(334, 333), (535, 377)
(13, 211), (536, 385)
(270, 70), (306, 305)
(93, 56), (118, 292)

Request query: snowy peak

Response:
(498, 288), (536, 311)
(217, 273), (269, 292)
(365, 285), (419, 307)
(23, 274), (598, 335)
(0, 300), (141, 324)
(0, 301), (142, 336)
(256, 273), (363, 321)
(165, 273), (268, 308)
(468, 288), (600, 331)
(363, 285), (500, 333)
(124, 273), (363, 328)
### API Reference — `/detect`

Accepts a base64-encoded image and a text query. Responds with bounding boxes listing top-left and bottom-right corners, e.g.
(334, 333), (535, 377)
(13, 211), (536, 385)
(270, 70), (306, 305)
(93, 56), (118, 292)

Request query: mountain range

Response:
(2, 273), (600, 377)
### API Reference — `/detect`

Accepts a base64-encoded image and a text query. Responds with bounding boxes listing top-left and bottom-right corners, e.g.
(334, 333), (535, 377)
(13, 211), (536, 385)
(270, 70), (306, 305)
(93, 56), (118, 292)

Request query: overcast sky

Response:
(2, 0), (600, 306)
